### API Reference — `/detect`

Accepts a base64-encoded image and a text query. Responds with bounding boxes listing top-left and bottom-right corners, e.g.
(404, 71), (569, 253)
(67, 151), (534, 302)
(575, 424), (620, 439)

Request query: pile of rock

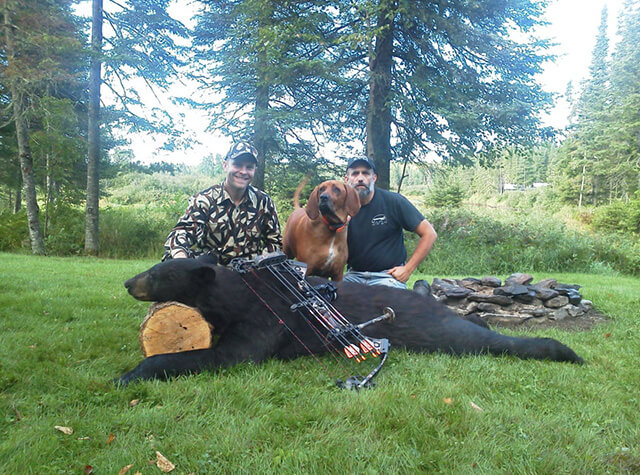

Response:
(418, 273), (594, 327)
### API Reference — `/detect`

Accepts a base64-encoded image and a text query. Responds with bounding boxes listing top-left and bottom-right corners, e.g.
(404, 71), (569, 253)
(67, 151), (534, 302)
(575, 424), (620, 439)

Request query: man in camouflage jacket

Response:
(163, 142), (282, 265)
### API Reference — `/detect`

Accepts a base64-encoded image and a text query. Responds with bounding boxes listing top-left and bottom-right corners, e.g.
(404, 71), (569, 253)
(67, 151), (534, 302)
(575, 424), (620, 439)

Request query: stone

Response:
(413, 279), (431, 297)
(494, 285), (531, 297)
(481, 276), (502, 287)
(512, 290), (537, 303)
(554, 283), (582, 291)
(528, 307), (548, 318)
(505, 273), (534, 286)
(444, 287), (472, 299)
(431, 278), (455, 292)
(531, 287), (559, 301)
(468, 292), (513, 306)
(549, 307), (570, 320)
(566, 305), (584, 318)
(566, 289), (582, 305)
(544, 295), (570, 308)
(463, 301), (479, 315)
(533, 278), (557, 289)
(477, 302), (501, 313)
(580, 299), (593, 310)
(459, 278), (483, 291)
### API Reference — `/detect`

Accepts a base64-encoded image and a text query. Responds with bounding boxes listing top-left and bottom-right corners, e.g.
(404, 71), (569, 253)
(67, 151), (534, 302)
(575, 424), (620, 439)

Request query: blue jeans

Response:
(343, 270), (407, 289)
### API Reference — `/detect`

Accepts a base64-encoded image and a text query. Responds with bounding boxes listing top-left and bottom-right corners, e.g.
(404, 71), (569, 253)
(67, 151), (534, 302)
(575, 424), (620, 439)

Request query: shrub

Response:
(424, 180), (466, 208)
(0, 211), (28, 251)
(591, 201), (630, 233)
(44, 205), (85, 255)
(413, 207), (640, 276)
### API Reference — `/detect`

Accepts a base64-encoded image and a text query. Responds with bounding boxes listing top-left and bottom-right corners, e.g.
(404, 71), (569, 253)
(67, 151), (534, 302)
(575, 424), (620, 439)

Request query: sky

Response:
(119, 0), (623, 166)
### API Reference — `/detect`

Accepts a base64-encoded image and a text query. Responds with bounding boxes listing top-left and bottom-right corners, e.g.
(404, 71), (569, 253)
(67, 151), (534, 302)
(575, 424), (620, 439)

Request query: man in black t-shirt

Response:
(343, 156), (437, 288)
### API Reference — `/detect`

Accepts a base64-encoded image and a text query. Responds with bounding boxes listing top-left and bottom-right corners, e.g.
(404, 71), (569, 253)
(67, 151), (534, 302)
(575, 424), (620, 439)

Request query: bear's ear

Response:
(192, 263), (217, 284)
(197, 254), (219, 266)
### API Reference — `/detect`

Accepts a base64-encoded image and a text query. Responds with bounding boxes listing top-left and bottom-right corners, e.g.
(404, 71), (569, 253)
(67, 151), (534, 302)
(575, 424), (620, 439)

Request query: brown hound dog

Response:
(283, 179), (360, 280)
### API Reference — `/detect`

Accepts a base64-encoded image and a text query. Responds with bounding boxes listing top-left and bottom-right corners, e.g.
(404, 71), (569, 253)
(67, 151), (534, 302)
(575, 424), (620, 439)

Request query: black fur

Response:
(117, 257), (583, 385)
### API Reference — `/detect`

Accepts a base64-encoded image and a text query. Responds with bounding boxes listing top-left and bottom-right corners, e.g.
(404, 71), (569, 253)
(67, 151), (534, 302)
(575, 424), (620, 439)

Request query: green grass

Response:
(1, 253), (639, 473)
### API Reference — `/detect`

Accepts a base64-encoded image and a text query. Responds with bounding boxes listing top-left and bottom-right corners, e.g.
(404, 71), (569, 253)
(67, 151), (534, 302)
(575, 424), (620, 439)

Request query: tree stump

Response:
(139, 302), (213, 357)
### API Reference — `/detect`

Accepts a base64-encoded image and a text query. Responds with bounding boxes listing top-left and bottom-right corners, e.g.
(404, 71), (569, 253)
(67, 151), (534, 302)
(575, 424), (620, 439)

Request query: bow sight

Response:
(230, 251), (394, 390)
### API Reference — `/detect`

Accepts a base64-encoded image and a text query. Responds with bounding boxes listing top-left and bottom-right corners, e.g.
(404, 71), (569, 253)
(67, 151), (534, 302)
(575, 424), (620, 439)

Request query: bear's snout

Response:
(124, 274), (151, 300)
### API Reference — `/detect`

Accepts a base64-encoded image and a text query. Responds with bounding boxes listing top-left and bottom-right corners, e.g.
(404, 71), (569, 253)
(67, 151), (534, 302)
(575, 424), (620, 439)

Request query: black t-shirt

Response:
(347, 187), (424, 272)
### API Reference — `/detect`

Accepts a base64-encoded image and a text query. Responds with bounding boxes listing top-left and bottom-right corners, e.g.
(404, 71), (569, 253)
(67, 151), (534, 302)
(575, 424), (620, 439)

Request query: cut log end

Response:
(139, 302), (213, 357)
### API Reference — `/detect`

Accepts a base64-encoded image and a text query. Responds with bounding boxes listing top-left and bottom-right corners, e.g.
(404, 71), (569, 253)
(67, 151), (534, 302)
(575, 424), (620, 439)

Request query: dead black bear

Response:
(117, 257), (583, 385)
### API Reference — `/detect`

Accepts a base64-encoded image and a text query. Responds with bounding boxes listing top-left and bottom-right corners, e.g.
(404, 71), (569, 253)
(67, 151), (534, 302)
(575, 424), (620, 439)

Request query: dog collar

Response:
(322, 215), (351, 233)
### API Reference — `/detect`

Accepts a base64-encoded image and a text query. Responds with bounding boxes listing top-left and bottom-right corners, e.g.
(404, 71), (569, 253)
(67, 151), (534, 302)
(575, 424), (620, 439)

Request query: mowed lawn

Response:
(1, 253), (639, 473)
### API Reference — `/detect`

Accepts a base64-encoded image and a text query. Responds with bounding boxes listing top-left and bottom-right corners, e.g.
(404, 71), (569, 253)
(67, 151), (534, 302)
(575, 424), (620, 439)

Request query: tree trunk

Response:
(396, 156), (409, 193)
(13, 180), (21, 213)
(254, 78), (269, 191)
(3, 3), (45, 254)
(578, 163), (585, 210)
(252, 4), (273, 192)
(85, 0), (102, 255)
(13, 96), (45, 253)
(366, 0), (395, 190)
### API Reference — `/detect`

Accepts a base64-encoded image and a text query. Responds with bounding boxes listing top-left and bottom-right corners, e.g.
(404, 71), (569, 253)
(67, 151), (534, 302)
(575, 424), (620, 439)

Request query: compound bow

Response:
(230, 252), (394, 390)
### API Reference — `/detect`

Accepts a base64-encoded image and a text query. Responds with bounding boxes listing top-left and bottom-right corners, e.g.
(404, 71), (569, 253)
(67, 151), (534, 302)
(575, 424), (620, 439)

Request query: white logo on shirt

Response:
(371, 214), (387, 226)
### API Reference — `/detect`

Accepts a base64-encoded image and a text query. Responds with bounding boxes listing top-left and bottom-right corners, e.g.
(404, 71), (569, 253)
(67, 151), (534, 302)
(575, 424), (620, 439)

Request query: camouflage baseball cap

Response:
(225, 141), (258, 164)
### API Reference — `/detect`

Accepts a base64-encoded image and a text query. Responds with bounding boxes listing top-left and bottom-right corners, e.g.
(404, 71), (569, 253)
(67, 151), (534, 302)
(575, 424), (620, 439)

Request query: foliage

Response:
(413, 207), (640, 276)
(192, 0), (345, 187)
(555, 3), (640, 205)
(99, 206), (172, 259)
(591, 193), (640, 235)
(0, 211), (28, 251)
(99, 0), (191, 141)
(1, 254), (640, 472)
(424, 175), (466, 208)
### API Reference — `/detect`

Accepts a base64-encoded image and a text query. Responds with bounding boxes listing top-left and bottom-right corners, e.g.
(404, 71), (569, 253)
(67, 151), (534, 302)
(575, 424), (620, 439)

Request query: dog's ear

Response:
(305, 186), (320, 219)
(344, 184), (361, 217)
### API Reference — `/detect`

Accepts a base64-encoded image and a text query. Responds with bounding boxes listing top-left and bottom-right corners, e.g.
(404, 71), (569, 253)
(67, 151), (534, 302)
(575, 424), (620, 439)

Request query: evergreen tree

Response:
(84, 0), (190, 253)
(606, 0), (640, 200)
(193, 0), (348, 190)
(0, 0), (84, 254)
(340, 0), (554, 188)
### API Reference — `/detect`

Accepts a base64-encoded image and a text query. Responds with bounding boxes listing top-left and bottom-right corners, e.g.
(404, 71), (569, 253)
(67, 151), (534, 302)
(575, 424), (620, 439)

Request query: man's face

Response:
(223, 156), (256, 193)
(345, 165), (376, 201)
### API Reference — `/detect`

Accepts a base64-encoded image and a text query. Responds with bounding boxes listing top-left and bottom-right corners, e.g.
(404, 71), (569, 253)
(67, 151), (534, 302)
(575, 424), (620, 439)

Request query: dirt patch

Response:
(488, 307), (610, 332)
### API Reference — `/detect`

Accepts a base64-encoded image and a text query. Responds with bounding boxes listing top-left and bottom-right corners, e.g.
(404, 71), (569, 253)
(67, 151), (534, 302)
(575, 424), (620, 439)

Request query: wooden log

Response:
(139, 302), (213, 357)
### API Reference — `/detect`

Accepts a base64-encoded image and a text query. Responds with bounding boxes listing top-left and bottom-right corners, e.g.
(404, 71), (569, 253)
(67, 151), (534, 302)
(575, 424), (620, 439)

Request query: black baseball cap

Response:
(346, 156), (376, 173)
(225, 142), (258, 164)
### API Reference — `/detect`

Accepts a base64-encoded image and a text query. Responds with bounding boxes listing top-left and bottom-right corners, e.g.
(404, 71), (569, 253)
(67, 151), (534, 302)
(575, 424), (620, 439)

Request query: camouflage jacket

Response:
(163, 183), (282, 265)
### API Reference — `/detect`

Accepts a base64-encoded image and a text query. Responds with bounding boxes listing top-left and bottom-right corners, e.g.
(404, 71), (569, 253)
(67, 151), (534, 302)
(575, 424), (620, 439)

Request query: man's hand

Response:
(387, 266), (412, 283)
(171, 250), (188, 259)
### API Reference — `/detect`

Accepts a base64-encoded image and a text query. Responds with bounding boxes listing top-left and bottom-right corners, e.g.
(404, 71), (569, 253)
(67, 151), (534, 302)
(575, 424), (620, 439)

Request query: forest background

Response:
(0, 0), (638, 276)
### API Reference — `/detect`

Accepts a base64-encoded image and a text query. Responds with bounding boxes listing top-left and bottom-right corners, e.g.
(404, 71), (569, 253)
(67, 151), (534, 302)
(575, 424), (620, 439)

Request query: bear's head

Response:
(124, 255), (219, 306)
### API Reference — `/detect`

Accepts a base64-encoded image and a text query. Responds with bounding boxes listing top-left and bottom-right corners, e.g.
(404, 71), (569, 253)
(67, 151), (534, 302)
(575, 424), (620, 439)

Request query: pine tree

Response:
(84, 0), (190, 254)
(339, 0), (553, 188)
(0, 0), (84, 254)
(606, 0), (640, 201)
(193, 0), (348, 190)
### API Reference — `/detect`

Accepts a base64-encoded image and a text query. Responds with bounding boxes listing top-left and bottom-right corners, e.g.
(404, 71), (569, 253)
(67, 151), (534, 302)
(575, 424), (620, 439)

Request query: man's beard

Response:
(354, 181), (374, 201)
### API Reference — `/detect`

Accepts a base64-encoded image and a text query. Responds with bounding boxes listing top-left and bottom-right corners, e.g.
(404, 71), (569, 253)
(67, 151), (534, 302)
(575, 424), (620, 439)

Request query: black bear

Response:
(117, 256), (583, 385)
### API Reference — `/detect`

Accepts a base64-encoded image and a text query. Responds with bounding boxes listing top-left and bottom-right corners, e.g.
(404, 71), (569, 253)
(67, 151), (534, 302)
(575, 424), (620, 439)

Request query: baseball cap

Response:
(346, 156), (376, 173)
(225, 142), (258, 164)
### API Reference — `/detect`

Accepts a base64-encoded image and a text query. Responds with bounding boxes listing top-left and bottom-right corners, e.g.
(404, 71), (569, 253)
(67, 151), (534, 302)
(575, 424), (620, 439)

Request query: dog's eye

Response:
(318, 186), (326, 193)
(333, 185), (341, 195)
